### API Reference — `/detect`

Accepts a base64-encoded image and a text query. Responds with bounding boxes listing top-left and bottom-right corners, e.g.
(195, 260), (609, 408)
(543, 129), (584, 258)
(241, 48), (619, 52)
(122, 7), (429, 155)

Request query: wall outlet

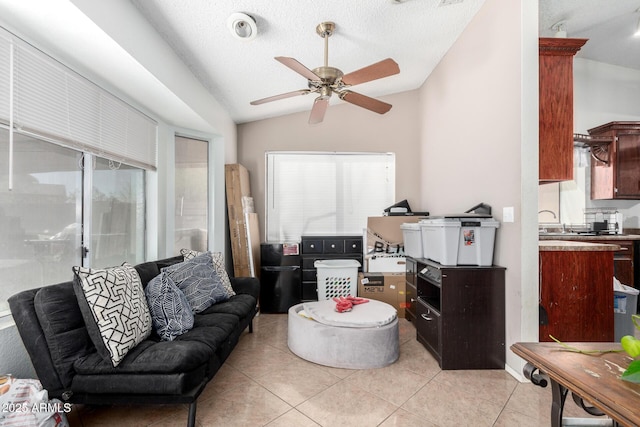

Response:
(503, 207), (515, 223)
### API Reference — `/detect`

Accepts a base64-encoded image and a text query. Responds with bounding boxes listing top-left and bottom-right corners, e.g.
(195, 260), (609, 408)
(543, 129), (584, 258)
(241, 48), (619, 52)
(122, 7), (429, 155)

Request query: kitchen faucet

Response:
(538, 209), (557, 219)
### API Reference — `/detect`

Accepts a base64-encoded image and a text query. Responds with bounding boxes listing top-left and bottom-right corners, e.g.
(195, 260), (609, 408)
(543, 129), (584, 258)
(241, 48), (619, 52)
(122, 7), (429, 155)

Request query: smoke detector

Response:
(227, 12), (257, 41)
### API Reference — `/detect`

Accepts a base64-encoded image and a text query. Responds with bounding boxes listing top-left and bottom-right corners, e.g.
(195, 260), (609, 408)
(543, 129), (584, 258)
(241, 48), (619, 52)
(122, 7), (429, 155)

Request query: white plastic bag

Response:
(0, 375), (70, 427)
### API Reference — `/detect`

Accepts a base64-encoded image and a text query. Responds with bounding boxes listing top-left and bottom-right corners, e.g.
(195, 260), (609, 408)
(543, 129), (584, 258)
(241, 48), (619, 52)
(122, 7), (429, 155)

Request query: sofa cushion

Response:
(176, 313), (239, 353)
(199, 293), (257, 318)
(162, 253), (230, 314)
(72, 339), (214, 395)
(180, 249), (235, 297)
(134, 261), (161, 287)
(72, 263), (152, 367)
(145, 271), (194, 341)
(73, 339), (213, 374)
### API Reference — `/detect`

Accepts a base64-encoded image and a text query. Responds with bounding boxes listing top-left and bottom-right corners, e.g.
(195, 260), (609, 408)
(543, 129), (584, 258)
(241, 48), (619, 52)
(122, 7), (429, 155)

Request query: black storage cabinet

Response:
(300, 235), (363, 301)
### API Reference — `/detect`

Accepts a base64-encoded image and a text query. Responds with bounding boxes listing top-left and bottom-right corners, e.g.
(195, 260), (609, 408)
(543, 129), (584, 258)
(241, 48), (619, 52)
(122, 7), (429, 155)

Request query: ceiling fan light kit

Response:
(250, 21), (400, 124)
(227, 12), (257, 41)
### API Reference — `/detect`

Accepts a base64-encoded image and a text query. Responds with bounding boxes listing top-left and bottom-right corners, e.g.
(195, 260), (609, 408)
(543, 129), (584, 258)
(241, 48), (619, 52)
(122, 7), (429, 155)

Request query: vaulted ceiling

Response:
(0, 1), (636, 127)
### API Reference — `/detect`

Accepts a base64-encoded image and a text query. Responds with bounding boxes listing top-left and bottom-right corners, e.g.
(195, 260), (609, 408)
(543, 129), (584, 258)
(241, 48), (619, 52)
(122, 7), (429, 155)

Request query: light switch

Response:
(503, 207), (515, 223)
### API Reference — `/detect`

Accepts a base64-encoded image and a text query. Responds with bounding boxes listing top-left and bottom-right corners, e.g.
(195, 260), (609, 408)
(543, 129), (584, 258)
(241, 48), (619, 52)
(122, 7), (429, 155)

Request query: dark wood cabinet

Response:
(538, 37), (587, 182)
(410, 258), (506, 370)
(588, 122), (640, 199)
(405, 257), (417, 322)
(539, 248), (614, 342)
(578, 238), (635, 289)
(300, 235), (363, 301)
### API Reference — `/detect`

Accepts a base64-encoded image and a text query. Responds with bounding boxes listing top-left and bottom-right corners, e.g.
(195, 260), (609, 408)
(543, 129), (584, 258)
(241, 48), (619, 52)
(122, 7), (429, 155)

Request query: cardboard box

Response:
(225, 164), (260, 277)
(365, 216), (423, 256)
(225, 164), (251, 221)
(357, 272), (407, 318)
(365, 254), (406, 272)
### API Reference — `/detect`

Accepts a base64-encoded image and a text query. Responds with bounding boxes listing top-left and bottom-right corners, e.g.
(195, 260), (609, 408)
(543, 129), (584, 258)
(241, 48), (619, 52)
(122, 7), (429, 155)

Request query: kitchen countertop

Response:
(538, 233), (640, 241)
(539, 240), (621, 251)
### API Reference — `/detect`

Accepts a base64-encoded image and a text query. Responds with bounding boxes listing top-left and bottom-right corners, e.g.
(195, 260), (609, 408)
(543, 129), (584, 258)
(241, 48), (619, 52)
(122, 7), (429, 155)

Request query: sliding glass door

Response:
(0, 130), (146, 313)
(90, 156), (145, 267)
(174, 136), (208, 253)
(0, 130), (82, 309)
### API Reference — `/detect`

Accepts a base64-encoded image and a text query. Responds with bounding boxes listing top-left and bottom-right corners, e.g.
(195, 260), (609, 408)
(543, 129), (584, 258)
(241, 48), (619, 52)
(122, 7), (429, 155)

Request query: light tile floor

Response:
(68, 313), (613, 427)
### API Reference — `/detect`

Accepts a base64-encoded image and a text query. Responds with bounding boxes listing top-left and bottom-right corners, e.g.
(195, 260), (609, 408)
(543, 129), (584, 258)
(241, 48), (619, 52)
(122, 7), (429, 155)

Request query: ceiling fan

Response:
(250, 22), (400, 124)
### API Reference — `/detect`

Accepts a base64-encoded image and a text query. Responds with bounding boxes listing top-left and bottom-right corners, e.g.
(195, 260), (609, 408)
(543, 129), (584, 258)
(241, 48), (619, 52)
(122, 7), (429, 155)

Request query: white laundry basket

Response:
(314, 259), (361, 300)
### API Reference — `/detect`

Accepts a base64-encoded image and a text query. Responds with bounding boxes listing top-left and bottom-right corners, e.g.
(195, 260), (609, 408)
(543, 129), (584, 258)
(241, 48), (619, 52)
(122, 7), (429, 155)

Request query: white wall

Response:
(418, 0), (539, 377)
(0, 2), (236, 378)
(560, 59), (640, 227)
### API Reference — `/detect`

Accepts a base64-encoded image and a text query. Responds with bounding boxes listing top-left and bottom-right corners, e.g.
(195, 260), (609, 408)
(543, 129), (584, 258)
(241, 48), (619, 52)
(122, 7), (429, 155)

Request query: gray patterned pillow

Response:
(163, 252), (230, 313)
(145, 271), (194, 341)
(180, 249), (235, 297)
(72, 263), (152, 367)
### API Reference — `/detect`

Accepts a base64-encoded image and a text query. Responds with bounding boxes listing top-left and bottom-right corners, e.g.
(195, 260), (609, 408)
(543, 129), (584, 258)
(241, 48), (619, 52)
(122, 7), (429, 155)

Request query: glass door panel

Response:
(174, 136), (208, 253)
(91, 157), (145, 267)
(0, 130), (82, 310)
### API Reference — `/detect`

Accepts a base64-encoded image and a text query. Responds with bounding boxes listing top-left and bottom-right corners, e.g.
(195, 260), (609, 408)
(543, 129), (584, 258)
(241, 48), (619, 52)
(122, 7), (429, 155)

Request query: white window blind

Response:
(0, 33), (10, 124)
(0, 28), (157, 170)
(266, 152), (395, 242)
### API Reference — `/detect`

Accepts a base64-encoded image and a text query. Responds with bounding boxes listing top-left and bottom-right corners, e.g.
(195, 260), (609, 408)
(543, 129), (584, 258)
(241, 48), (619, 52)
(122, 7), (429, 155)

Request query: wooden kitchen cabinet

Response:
(539, 242), (616, 342)
(538, 37), (587, 182)
(588, 122), (640, 199)
(579, 238), (635, 288)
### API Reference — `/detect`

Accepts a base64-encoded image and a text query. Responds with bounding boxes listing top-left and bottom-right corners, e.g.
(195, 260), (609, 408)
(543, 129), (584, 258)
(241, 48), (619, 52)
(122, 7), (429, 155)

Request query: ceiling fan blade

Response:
(275, 56), (322, 81)
(308, 96), (329, 124)
(339, 91), (392, 114)
(250, 89), (311, 105)
(341, 58), (400, 86)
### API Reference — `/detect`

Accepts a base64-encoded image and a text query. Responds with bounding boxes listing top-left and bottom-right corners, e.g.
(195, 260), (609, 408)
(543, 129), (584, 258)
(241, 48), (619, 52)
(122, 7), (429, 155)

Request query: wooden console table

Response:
(511, 342), (640, 427)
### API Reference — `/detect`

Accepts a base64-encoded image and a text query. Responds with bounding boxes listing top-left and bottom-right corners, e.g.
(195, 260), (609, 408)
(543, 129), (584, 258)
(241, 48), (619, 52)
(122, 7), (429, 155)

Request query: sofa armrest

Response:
(9, 288), (65, 394)
(230, 277), (260, 300)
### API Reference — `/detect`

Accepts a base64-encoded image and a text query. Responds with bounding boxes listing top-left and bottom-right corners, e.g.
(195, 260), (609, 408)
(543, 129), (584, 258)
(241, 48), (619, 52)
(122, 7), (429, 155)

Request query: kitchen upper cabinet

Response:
(588, 122), (640, 199)
(538, 37), (587, 182)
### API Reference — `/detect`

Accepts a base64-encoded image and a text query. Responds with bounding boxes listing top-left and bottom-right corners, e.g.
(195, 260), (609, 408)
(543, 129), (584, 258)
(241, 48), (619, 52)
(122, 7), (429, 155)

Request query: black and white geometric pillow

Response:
(72, 263), (152, 367)
(145, 271), (194, 341)
(163, 252), (231, 313)
(180, 249), (236, 297)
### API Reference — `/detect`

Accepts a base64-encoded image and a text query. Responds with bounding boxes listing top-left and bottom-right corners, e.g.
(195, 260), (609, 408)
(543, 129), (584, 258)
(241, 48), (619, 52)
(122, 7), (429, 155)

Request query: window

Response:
(174, 136), (208, 253)
(0, 131), (147, 314)
(266, 152), (395, 242)
(0, 28), (155, 316)
(0, 130), (82, 311)
(91, 157), (146, 267)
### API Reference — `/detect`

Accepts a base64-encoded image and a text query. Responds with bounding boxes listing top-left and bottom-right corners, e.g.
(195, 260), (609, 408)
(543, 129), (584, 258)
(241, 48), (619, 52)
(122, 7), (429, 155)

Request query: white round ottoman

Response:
(287, 299), (399, 369)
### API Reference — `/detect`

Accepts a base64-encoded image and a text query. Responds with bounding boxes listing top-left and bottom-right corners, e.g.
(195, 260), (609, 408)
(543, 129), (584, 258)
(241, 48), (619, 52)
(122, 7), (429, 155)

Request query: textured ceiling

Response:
(0, 1), (636, 128)
(129, 0), (486, 124)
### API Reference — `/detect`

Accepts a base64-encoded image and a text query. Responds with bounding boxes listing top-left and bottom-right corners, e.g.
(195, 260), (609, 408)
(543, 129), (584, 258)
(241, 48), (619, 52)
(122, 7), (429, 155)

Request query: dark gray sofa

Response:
(8, 255), (259, 427)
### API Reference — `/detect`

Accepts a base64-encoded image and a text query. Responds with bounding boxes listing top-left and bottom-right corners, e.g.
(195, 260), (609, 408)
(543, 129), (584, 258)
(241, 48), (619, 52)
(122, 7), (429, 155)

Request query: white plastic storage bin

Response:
(420, 216), (499, 266)
(420, 218), (460, 265)
(401, 223), (423, 258)
(314, 259), (361, 300)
